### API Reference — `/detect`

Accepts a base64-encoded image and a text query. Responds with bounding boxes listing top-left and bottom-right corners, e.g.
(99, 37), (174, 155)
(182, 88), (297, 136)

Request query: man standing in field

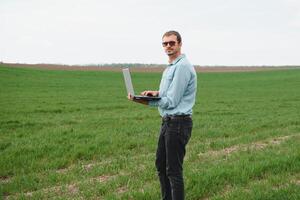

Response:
(128, 30), (197, 200)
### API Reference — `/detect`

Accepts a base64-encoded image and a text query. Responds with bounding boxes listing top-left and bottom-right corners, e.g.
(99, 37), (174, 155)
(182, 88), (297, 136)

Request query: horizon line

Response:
(1, 62), (299, 68)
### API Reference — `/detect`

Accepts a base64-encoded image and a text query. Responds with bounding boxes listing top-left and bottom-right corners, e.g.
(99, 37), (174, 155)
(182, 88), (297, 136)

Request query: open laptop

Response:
(122, 68), (161, 101)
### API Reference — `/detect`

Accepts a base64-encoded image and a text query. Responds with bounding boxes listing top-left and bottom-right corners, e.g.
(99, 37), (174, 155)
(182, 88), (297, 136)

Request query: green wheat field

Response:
(0, 65), (300, 200)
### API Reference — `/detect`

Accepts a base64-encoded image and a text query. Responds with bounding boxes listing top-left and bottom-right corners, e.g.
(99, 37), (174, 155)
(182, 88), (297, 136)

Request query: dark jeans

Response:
(156, 115), (193, 200)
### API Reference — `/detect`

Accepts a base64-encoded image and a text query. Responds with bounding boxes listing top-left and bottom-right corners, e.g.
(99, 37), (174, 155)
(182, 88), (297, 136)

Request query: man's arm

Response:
(152, 65), (191, 109)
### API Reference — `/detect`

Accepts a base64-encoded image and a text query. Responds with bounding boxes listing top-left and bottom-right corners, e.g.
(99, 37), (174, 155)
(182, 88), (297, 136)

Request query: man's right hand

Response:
(141, 90), (159, 97)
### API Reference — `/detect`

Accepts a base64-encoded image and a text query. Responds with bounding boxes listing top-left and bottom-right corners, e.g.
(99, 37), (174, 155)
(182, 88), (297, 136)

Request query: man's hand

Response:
(127, 93), (148, 105)
(141, 90), (159, 97)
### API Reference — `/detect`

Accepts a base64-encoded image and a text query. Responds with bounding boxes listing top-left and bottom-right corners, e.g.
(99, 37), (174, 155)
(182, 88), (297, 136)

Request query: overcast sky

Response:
(1, 0), (299, 66)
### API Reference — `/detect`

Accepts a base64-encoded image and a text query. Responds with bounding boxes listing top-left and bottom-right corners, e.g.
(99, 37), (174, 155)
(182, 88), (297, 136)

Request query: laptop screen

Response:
(122, 68), (135, 95)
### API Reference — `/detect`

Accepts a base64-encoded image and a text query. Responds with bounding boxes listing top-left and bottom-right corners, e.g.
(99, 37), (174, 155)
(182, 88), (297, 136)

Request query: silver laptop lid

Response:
(122, 68), (135, 95)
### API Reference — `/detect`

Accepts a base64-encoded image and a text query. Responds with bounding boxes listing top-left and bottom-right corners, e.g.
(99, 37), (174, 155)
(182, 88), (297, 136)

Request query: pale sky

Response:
(1, 0), (299, 66)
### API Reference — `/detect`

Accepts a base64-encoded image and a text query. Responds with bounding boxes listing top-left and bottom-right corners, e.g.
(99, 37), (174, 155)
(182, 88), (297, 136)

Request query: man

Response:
(127, 30), (197, 200)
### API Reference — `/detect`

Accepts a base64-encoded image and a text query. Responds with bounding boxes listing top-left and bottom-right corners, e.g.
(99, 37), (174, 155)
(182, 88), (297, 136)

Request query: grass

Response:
(0, 65), (299, 199)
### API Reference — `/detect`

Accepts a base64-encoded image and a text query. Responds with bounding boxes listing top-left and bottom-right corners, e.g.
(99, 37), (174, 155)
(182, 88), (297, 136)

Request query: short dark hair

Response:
(162, 30), (182, 44)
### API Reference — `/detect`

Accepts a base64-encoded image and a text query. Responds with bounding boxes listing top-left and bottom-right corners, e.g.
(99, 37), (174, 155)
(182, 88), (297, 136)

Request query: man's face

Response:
(162, 35), (181, 56)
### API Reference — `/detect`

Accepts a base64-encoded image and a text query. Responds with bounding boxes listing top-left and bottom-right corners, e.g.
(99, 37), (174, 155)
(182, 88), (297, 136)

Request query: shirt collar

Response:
(169, 54), (185, 66)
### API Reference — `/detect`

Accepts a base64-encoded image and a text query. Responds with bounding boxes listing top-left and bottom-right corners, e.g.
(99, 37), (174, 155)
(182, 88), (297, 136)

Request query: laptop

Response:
(122, 68), (161, 101)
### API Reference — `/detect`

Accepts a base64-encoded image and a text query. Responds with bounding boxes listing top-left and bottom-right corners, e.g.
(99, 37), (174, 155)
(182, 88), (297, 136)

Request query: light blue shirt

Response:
(149, 54), (197, 117)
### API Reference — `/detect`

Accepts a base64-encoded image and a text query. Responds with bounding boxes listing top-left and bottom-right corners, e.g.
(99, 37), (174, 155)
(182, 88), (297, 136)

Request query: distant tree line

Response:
(85, 63), (168, 68)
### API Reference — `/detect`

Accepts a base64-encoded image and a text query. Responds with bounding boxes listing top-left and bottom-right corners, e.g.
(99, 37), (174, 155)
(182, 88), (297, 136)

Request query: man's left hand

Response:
(127, 93), (148, 105)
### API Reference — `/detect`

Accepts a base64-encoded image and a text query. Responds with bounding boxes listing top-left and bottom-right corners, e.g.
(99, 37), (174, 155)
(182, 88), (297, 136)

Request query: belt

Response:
(162, 115), (192, 122)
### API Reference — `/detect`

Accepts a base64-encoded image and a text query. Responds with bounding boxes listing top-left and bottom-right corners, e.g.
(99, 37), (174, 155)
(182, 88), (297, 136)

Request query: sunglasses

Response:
(162, 41), (177, 47)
